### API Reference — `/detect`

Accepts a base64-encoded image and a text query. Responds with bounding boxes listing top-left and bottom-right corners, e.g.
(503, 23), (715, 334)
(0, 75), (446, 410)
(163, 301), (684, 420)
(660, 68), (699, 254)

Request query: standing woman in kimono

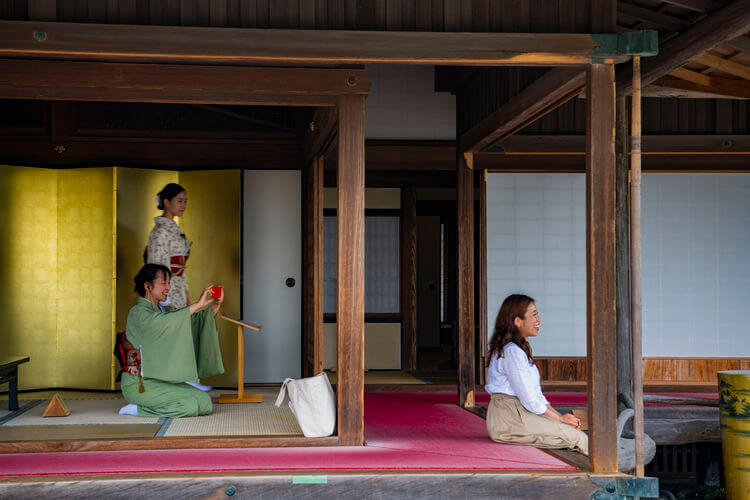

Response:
(147, 183), (191, 309)
(147, 183), (212, 392)
(119, 264), (225, 418)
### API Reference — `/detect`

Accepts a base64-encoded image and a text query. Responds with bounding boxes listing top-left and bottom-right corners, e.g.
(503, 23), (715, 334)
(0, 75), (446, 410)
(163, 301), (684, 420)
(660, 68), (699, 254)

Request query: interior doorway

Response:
(415, 200), (457, 381)
(242, 170), (302, 383)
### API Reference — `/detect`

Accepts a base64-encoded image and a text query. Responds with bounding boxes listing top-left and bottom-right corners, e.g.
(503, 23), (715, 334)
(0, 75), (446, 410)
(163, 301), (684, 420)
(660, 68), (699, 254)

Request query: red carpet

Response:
(0, 392), (573, 477)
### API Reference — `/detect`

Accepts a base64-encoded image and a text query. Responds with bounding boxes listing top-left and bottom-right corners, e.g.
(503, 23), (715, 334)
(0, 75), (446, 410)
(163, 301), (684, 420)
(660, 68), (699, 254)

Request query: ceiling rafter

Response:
(657, 0), (720, 13)
(696, 52), (750, 79)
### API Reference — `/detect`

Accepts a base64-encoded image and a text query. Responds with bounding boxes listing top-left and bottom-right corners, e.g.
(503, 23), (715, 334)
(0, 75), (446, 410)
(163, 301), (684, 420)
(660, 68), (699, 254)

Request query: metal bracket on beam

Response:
(591, 31), (659, 57)
(589, 476), (659, 499)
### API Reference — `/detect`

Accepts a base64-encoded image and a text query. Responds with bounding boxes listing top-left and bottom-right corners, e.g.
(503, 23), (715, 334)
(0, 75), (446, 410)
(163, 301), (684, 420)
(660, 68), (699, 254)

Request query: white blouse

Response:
(485, 343), (549, 415)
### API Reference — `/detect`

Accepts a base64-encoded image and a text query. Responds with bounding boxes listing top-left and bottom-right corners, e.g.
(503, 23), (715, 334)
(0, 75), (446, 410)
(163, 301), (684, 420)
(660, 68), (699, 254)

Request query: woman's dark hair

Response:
(486, 294), (536, 366)
(134, 264), (171, 297)
(157, 183), (186, 210)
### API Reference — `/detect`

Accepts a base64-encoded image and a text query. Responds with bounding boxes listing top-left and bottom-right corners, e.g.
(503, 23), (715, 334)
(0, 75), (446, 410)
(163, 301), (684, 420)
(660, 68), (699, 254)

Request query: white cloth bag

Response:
(274, 372), (336, 438)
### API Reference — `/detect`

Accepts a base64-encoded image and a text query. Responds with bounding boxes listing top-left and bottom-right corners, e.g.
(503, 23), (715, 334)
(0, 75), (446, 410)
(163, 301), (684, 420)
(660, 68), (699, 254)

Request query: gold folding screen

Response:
(0, 166), (114, 389)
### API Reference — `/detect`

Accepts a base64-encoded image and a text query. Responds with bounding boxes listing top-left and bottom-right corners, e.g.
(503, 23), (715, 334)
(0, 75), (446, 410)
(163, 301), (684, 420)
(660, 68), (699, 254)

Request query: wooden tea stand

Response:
(218, 314), (263, 404)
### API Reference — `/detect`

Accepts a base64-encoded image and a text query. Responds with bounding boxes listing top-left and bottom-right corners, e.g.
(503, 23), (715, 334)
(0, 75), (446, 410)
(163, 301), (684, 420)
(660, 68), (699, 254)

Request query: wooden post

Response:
(303, 155), (324, 377)
(236, 325), (244, 399)
(336, 94), (366, 446)
(400, 182), (417, 372)
(457, 152), (475, 408)
(478, 169), (488, 386)
(630, 55), (646, 478)
(217, 315), (263, 404)
(586, 63), (618, 473)
(615, 96), (633, 413)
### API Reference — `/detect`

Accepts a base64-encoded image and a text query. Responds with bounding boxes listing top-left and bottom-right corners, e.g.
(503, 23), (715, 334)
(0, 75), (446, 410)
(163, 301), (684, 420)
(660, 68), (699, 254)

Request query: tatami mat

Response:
(162, 403), (302, 437)
(2, 398), (160, 426)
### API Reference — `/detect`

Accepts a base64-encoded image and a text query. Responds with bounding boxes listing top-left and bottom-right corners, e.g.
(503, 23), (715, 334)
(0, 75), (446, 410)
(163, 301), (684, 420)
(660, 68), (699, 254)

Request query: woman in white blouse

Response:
(485, 294), (588, 455)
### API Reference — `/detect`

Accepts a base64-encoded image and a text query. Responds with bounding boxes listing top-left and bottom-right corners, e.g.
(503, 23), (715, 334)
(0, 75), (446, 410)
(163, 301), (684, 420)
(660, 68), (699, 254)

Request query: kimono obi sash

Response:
(114, 332), (141, 377)
(170, 254), (189, 277)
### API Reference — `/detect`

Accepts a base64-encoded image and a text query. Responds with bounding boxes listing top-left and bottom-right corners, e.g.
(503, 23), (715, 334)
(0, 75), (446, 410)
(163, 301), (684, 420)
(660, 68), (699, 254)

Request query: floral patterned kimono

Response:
(147, 216), (191, 308)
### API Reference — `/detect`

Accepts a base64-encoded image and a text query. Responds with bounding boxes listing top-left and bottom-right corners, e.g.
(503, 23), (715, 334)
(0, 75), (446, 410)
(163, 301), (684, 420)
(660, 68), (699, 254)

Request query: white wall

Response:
(486, 172), (750, 357)
(642, 174), (750, 356)
(365, 65), (455, 140)
(486, 173), (586, 356)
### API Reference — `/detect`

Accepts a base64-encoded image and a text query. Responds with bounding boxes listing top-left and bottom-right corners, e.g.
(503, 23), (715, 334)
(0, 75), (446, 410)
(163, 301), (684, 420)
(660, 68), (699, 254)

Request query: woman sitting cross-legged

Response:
(485, 294), (588, 455)
(119, 263), (224, 418)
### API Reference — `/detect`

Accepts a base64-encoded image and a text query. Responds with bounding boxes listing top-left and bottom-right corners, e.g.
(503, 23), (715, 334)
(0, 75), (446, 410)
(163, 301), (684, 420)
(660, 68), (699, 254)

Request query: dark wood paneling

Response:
(400, 182), (417, 371)
(538, 357), (750, 384)
(456, 152), (475, 408)
(336, 94), (366, 446)
(28, 0), (56, 20)
(585, 63), (618, 473)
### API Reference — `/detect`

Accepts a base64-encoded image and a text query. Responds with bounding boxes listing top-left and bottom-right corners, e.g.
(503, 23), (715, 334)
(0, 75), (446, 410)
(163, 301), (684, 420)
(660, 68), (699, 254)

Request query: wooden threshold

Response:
(0, 435), (339, 454)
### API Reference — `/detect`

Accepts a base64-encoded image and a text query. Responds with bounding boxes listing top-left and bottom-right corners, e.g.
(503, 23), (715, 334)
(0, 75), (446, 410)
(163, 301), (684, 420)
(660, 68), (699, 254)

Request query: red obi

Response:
(114, 332), (140, 377)
(170, 254), (188, 277)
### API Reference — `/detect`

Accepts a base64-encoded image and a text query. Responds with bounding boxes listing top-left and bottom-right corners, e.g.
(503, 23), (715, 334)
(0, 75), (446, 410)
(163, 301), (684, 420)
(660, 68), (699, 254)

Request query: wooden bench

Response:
(0, 356), (30, 410)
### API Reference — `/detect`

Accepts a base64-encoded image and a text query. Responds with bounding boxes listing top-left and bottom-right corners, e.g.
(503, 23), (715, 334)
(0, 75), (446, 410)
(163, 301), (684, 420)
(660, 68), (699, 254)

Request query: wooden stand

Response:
(217, 315), (263, 404)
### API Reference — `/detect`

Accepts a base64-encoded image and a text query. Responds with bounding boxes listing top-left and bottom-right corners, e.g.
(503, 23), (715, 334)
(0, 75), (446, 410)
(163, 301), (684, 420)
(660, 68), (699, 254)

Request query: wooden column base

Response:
(218, 393), (263, 404)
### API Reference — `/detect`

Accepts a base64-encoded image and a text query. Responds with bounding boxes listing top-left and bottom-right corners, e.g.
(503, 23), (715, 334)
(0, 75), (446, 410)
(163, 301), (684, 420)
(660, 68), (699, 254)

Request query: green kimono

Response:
(121, 298), (224, 418)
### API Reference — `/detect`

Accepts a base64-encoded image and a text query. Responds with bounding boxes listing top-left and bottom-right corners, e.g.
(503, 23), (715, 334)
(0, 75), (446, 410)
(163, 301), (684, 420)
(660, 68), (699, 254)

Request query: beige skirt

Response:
(486, 393), (589, 455)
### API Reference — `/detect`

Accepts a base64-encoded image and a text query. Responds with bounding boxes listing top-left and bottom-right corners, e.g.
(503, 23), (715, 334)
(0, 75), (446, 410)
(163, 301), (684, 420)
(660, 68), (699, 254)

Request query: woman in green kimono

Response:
(119, 263), (225, 418)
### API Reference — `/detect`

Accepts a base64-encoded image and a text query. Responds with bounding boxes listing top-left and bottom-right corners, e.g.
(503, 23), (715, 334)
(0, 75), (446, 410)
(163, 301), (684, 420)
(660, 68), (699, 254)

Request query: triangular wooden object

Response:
(42, 393), (70, 417)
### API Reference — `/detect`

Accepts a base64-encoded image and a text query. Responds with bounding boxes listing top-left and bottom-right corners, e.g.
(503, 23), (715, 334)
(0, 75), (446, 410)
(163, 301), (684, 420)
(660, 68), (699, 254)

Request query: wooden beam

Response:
(303, 156), (325, 377)
(586, 63), (618, 473)
(723, 35), (750, 54)
(670, 66), (712, 86)
(400, 183), (417, 372)
(617, 0), (750, 96)
(476, 152), (750, 171)
(336, 94), (366, 446)
(0, 20), (656, 66)
(695, 52), (750, 80)
(618, 3), (687, 32)
(654, 74), (750, 99)
(456, 152), (475, 408)
(492, 135), (750, 154)
(658, 0), (720, 13)
(0, 59), (365, 105)
(459, 68), (586, 153)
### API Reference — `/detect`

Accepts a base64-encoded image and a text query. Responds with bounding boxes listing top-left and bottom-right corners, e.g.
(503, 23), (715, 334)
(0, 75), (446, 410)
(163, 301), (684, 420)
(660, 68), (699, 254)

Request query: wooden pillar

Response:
(400, 182), (417, 372)
(336, 95), (365, 446)
(615, 97), (633, 412)
(478, 169), (488, 386)
(303, 155), (324, 377)
(457, 152), (475, 408)
(586, 63), (618, 473)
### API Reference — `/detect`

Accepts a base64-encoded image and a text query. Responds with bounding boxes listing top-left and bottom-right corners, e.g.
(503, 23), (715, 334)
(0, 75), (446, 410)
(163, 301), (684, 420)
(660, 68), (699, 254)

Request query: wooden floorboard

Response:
(0, 435), (339, 454)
